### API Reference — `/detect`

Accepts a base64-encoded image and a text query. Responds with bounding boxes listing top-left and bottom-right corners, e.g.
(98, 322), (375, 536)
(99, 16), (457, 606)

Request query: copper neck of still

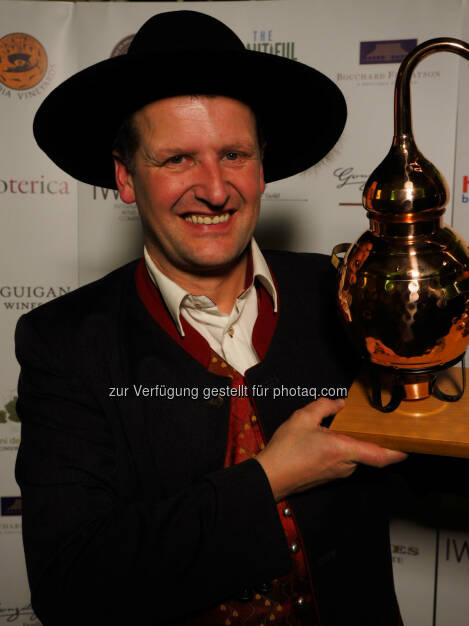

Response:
(363, 39), (469, 237)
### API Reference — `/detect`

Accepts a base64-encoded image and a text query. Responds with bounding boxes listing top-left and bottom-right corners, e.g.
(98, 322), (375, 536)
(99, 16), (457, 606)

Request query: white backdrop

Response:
(1, 1), (469, 624)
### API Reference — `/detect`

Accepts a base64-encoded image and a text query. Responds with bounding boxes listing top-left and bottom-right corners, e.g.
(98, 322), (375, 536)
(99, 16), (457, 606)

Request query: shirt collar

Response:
(250, 239), (278, 312)
(143, 238), (278, 337)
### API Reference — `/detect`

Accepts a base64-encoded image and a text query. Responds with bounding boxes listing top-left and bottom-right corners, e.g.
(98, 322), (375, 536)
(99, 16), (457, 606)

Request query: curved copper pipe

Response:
(394, 37), (469, 140)
(363, 38), (469, 216)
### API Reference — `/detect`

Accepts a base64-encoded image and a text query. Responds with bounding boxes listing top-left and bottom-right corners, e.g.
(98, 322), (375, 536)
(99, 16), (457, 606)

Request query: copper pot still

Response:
(332, 38), (469, 412)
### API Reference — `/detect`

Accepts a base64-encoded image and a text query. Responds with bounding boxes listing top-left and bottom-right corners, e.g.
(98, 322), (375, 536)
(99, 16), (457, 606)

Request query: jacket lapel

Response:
(118, 280), (231, 496)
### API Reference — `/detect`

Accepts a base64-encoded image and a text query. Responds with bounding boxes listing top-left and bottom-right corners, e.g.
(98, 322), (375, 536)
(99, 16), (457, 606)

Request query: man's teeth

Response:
(184, 213), (230, 224)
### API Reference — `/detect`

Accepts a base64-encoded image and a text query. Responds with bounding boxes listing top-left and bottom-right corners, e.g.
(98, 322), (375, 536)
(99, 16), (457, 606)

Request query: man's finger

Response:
(298, 397), (345, 426)
(335, 433), (408, 468)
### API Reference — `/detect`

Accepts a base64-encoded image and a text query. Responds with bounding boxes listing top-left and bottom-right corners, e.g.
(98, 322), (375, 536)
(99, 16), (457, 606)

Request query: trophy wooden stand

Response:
(330, 367), (469, 457)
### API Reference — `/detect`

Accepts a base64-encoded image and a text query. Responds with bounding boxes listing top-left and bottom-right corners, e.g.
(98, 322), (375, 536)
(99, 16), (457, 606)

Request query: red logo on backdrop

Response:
(461, 176), (469, 203)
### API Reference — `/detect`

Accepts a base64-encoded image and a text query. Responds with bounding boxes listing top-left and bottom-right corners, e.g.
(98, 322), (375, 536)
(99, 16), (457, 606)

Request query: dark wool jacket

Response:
(15, 251), (401, 626)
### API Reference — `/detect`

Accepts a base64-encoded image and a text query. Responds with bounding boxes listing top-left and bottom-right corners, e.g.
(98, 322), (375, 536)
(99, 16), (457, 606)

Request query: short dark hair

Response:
(112, 114), (140, 174)
(112, 97), (265, 174)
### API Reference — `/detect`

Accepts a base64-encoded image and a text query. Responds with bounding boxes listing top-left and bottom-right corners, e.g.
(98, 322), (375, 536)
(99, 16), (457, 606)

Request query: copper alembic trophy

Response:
(332, 38), (469, 413)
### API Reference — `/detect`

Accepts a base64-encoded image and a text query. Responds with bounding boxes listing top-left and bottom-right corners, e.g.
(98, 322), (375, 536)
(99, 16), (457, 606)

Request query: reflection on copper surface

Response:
(342, 228), (469, 372)
(403, 381), (430, 400)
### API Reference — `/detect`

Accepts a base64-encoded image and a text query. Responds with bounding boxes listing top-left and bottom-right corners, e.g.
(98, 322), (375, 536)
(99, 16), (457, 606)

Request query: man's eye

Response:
(225, 152), (239, 161)
(167, 155), (186, 164)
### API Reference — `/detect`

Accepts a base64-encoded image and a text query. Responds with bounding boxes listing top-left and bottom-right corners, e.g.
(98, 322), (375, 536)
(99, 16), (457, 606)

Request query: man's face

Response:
(115, 95), (265, 278)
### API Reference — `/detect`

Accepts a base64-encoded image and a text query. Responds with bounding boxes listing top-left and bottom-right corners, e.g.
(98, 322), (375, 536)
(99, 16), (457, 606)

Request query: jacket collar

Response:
(143, 239), (277, 337)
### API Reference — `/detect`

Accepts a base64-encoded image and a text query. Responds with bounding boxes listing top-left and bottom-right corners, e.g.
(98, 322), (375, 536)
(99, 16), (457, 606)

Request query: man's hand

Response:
(256, 397), (407, 502)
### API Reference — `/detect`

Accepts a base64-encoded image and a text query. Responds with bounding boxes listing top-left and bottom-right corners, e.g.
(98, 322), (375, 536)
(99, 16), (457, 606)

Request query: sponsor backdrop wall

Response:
(0, 0), (468, 623)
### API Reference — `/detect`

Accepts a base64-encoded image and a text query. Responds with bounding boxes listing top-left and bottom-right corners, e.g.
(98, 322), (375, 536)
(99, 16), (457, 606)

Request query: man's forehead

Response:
(134, 94), (257, 128)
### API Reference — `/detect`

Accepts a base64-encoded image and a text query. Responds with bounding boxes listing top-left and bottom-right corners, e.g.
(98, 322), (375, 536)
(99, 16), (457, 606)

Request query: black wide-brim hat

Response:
(34, 10), (346, 189)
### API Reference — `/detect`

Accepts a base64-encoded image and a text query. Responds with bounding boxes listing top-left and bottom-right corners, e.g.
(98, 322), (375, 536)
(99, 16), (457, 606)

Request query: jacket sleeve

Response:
(15, 313), (291, 626)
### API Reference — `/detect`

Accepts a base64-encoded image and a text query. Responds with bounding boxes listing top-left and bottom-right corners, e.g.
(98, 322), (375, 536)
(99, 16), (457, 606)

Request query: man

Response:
(15, 11), (406, 626)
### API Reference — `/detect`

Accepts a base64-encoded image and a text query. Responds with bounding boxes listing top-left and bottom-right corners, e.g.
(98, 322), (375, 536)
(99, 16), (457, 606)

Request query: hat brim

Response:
(33, 49), (346, 188)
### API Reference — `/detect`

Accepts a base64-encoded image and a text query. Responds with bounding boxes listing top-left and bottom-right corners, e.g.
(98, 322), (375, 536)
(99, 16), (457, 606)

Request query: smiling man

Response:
(15, 10), (406, 626)
(115, 95), (264, 313)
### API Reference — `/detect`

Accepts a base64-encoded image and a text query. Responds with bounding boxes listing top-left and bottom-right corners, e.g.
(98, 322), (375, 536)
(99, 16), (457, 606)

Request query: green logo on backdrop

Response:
(0, 396), (18, 423)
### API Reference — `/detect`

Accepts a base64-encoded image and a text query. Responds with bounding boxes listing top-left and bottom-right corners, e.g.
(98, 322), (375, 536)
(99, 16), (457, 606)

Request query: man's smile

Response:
(183, 211), (233, 225)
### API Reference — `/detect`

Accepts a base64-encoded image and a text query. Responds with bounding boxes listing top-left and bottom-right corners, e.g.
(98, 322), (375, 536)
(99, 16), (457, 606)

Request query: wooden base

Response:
(330, 367), (469, 457)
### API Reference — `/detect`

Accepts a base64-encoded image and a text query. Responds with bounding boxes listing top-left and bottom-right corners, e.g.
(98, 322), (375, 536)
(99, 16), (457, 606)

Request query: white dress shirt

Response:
(144, 240), (277, 375)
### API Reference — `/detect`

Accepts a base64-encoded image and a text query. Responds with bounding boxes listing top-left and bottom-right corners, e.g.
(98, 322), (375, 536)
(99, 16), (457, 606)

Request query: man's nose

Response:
(193, 160), (230, 209)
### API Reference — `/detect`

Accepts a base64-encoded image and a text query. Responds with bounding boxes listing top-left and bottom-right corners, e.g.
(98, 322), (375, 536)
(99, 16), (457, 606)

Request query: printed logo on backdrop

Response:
(110, 34), (135, 58)
(360, 39), (417, 65)
(0, 32), (56, 100)
(461, 175), (469, 204)
(246, 29), (297, 60)
(0, 604), (38, 623)
(391, 542), (420, 564)
(333, 167), (368, 208)
(1, 497), (21, 517)
(0, 175), (69, 195)
(0, 397), (18, 424)
(337, 38), (441, 88)
(0, 396), (19, 453)
(446, 536), (469, 563)
(92, 185), (139, 222)
(0, 33), (46, 89)
(0, 286), (71, 312)
(0, 497), (22, 536)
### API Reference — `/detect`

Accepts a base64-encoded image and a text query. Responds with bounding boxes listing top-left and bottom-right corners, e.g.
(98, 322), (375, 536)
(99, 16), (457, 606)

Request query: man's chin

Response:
(145, 237), (251, 279)
(180, 255), (242, 277)
(178, 246), (249, 277)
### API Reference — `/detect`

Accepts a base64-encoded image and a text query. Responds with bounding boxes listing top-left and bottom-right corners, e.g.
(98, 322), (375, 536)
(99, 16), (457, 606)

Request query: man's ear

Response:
(113, 154), (136, 204)
(259, 141), (266, 194)
(259, 160), (266, 194)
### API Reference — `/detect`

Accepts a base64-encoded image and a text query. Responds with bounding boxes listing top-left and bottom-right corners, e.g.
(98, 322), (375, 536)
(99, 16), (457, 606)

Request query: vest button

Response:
(296, 596), (305, 608)
(236, 588), (253, 601)
(256, 582), (273, 594)
(263, 376), (279, 389)
(290, 542), (300, 554)
(283, 507), (292, 517)
(206, 396), (223, 408)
